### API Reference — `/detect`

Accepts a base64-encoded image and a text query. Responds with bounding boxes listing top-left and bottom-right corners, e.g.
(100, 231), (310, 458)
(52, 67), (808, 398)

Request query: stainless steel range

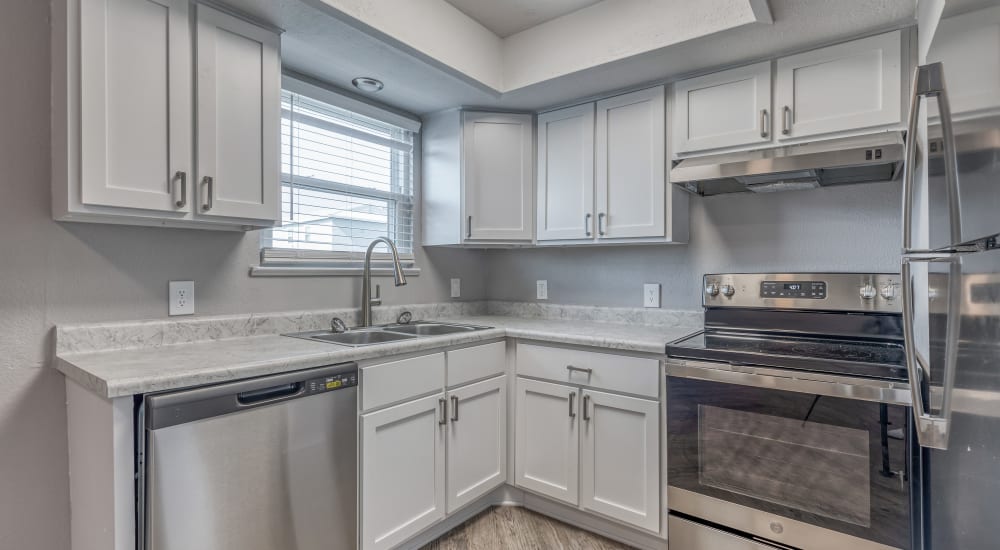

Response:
(665, 273), (918, 550)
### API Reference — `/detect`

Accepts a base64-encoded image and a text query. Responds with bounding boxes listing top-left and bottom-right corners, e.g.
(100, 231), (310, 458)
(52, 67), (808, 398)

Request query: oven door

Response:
(666, 359), (917, 550)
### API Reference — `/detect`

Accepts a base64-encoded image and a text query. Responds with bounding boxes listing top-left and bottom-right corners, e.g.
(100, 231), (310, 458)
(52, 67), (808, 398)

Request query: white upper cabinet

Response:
(674, 62), (772, 153)
(194, 5), (280, 222)
(422, 111), (534, 245)
(463, 112), (534, 242)
(927, 6), (1000, 118)
(595, 86), (666, 239)
(77, 0), (192, 215)
(537, 104), (595, 241)
(776, 31), (903, 140)
(53, 0), (280, 230)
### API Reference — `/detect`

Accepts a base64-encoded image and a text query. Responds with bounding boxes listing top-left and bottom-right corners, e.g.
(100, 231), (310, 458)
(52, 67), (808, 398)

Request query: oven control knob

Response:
(880, 284), (896, 301)
(721, 284), (736, 297)
(769, 521), (784, 534)
(705, 282), (720, 297)
(860, 283), (877, 300)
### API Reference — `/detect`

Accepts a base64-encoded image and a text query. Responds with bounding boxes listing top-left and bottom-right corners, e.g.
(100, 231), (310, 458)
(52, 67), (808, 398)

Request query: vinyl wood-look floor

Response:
(421, 506), (635, 550)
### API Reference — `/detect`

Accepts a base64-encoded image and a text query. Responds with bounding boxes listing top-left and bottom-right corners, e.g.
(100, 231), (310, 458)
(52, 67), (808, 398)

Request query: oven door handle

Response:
(664, 359), (912, 406)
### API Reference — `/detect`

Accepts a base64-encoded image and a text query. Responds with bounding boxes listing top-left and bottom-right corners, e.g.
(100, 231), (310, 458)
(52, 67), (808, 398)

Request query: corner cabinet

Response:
(422, 110), (534, 246)
(926, 6), (1000, 118)
(52, 0), (281, 230)
(536, 86), (688, 245)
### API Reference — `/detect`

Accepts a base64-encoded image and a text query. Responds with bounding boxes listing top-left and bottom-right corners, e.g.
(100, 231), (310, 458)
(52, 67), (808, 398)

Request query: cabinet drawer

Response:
(447, 341), (506, 388)
(362, 352), (445, 411)
(516, 344), (659, 398)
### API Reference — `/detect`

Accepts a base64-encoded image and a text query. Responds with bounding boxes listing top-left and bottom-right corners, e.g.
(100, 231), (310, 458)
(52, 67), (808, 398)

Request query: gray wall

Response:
(0, 2), (485, 548)
(486, 181), (903, 310)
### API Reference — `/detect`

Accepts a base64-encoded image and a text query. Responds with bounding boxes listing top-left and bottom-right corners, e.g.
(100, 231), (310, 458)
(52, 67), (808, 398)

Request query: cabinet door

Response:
(195, 5), (280, 222)
(580, 389), (660, 532)
(446, 375), (507, 513)
(674, 62), (772, 153)
(514, 378), (579, 505)
(80, 0), (191, 213)
(463, 112), (534, 241)
(537, 104), (595, 241)
(595, 86), (665, 239)
(361, 393), (447, 550)
(927, 6), (1000, 117)
(776, 31), (902, 140)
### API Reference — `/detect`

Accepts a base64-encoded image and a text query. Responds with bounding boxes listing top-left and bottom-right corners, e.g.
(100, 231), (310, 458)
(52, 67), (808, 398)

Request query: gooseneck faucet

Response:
(361, 237), (407, 327)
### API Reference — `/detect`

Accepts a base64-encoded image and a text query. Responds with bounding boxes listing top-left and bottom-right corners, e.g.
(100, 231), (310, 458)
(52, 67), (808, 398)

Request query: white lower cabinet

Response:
(580, 389), (660, 532)
(361, 392), (447, 550)
(514, 378), (581, 505)
(446, 375), (508, 512)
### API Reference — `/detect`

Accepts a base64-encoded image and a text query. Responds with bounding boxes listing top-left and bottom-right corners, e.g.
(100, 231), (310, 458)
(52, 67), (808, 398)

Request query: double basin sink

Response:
(285, 321), (490, 347)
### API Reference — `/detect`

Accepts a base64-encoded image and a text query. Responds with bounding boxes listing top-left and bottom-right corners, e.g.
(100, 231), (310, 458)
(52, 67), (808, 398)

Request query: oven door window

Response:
(668, 376), (912, 548)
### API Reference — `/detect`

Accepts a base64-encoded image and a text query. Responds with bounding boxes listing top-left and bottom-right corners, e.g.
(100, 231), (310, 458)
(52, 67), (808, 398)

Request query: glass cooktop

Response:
(667, 330), (908, 380)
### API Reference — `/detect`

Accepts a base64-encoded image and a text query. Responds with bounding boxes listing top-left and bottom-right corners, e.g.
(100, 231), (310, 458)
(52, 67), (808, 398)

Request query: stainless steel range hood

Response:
(670, 132), (905, 196)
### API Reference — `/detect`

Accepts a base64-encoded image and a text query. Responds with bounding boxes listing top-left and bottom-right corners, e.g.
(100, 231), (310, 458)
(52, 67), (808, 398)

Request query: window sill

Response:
(249, 266), (422, 278)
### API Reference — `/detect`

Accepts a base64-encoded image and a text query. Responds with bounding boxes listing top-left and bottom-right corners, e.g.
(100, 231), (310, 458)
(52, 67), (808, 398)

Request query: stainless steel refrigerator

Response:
(902, 12), (1000, 549)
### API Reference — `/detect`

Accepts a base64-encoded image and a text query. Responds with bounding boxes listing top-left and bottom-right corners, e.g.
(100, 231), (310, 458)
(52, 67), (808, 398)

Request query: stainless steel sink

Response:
(287, 329), (416, 347)
(382, 322), (484, 336)
(285, 322), (490, 347)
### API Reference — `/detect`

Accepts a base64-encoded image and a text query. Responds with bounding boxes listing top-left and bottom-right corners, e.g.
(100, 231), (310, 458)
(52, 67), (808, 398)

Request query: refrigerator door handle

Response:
(903, 62), (964, 254)
(902, 253), (963, 450)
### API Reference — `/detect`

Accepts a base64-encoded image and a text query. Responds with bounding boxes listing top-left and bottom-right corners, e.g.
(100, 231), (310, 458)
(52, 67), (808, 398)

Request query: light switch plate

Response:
(169, 281), (195, 316)
(536, 280), (548, 300)
(643, 283), (660, 308)
(450, 278), (461, 298)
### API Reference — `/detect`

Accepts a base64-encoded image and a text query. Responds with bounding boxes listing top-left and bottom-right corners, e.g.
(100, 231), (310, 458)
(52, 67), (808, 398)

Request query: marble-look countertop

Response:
(56, 310), (700, 399)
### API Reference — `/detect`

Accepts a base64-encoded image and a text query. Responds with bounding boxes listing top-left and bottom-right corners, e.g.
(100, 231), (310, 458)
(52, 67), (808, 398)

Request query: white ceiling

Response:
(223, 0), (922, 116)
(443, 0), (603, 37)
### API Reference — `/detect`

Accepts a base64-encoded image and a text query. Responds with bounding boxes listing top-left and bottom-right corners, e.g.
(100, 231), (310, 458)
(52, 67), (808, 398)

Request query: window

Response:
(260, 78), (418, 270)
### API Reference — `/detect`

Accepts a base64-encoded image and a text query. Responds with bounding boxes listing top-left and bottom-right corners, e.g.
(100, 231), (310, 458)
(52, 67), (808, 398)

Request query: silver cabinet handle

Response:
(585, 213), (592, 237)
(582, 394), (591, 421)
(781, 106), (791, 135)
(438, 397), (447, 425)
(467, 215), (472, 239)
(568, 392), (576, 418)
(202, 176), (214, 211)
(902, 253), (962, 449)
(597, 213), (606, 236)
(174, 171), (187, 208)
(903, 62), (963, 254)
(566, 365), (592, 376)
(760, 109), (769, 138)
(450, 395), (459, 422)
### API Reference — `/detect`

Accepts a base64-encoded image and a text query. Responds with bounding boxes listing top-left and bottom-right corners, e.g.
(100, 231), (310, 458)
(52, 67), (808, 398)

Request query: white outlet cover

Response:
(536, 280), (548, 300)
(450, 278), (461, 298)
(643, 283), (660, 308)
(169, 280), (195, 316)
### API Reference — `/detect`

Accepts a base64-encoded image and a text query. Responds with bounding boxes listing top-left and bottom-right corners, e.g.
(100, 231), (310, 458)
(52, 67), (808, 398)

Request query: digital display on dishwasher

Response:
(305, 373), (357, 394)
(761, 281), (827, 299)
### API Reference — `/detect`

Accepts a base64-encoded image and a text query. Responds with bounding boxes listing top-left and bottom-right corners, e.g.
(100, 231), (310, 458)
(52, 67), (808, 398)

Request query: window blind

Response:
(262, 88), (416, 266)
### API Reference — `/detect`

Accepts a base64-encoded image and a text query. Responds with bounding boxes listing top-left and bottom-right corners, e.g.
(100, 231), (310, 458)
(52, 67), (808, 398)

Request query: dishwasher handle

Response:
(237, 382), (303, 405)
(145, 362), (358, 430)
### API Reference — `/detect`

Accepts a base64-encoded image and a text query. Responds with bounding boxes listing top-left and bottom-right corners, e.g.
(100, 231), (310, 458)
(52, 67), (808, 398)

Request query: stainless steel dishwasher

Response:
(141, 363), (358, 550)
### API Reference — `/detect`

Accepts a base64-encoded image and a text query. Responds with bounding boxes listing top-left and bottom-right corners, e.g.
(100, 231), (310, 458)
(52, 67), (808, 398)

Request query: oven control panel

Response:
(704, 273), (901, 312)
(760, 281), (827, 299)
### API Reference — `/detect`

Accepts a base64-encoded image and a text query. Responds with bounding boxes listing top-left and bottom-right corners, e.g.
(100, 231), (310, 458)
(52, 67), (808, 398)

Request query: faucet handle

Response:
(397, 311), (413, 324)
(370, 284), (382, 307)
(330, 317), (348, 333)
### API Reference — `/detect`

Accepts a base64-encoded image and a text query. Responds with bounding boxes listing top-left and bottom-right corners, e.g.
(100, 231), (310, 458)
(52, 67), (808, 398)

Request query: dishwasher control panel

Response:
(305, 371), (358, 394)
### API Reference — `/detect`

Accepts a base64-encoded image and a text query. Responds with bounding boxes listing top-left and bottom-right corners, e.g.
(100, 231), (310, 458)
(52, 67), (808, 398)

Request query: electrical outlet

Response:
(169, 281), (195, 316)
(643, 283), (660, 308)
(536, 280), (548, 300)
(450, 278), (461, 298)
